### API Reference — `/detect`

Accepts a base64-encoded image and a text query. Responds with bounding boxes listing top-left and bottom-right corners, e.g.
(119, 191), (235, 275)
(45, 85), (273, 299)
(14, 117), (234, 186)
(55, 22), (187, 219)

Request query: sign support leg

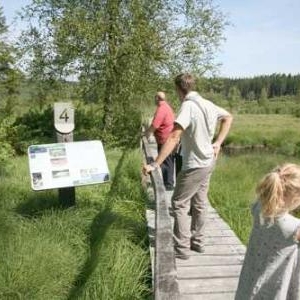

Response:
(56, 131), (76, 207)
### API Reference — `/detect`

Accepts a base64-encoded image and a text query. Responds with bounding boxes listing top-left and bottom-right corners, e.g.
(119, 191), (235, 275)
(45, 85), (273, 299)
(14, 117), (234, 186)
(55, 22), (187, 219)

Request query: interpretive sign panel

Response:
(28, 140), (110, 191)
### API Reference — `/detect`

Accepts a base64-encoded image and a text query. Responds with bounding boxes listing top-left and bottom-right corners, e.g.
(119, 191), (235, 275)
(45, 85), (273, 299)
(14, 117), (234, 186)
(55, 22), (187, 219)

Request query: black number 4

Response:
(59, 109), (69, 122)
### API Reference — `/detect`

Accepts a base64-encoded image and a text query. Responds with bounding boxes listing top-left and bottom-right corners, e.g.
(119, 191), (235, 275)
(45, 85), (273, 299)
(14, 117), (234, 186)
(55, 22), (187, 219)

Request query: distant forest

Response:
(205, 74), (300, 100)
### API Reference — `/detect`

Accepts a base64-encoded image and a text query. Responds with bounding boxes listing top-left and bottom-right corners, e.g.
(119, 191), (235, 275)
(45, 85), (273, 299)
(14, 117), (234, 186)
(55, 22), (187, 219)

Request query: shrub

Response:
(73, 102), (104, 141)
(11, 101), (142, 152)
(293, 106), (300, 118)
(112, 107), (142, 149)
(12, 106), (54, 154)
(0, 142), (14, 166)
(294, 141), (300, 157)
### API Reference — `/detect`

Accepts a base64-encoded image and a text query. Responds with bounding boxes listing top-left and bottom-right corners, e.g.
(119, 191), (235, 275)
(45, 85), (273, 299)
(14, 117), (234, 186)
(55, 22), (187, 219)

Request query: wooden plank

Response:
(206, 212), (223, 219)
(207, 208), (220, 212)
(143, 136), (246, 300)
(204, 236), (243, 245)
(178, 277), (239, 294)
(205, 219), (232, 230)
(175, 244), (245, 256)
(177, 264), (242, 279)
(175, 254), (244, 266)
(180, 292), (236, 300)
(205, 229), (239, 237)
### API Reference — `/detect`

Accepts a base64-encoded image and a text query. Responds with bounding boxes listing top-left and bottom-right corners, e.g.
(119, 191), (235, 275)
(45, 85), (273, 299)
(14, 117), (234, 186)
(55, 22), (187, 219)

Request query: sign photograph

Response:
(28, 140), (110, 191)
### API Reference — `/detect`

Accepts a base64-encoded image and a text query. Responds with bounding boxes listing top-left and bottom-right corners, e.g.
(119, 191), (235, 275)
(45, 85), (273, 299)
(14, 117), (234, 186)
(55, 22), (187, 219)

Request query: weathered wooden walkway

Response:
(144, 137), (246, 300)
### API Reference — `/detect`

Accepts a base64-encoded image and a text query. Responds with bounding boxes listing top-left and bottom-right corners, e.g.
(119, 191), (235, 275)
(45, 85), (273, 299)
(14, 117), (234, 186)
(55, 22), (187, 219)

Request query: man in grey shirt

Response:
(143, 73), (233, 259)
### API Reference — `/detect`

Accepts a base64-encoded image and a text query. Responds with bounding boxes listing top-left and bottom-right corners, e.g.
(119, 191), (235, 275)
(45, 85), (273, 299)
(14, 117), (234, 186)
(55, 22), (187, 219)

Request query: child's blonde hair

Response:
(256, 163), (300, 219)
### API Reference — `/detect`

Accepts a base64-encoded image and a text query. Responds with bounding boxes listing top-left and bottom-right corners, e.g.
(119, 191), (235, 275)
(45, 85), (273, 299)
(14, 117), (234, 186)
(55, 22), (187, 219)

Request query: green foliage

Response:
(294, 141), (300, 157)
(227, 86), (241, 112)
(9, 100), (142, 153)
(112, 105), (142, 149)
(257, 87), (269, 107)
(11, 106), (54, 154)
(8, 92), (300, 155)
(0, 142), (13, 166)
(293, 106), (300, 118)
(73, 102), (104, 140)
(235, 98), (299, 115)
(0, 117), (15, 167)
(221, 73), (300, 99)
(0, 6), (22, 116)
(17, 0), (228, 144)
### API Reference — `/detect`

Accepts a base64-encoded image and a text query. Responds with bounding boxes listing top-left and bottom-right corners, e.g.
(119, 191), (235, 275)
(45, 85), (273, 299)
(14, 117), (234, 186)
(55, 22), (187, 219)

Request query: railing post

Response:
(54, 102), (75, 207)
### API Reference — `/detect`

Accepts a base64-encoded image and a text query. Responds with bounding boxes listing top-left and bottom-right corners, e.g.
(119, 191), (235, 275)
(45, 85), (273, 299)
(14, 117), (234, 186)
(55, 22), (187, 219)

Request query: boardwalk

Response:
(145, 139), (245, 300)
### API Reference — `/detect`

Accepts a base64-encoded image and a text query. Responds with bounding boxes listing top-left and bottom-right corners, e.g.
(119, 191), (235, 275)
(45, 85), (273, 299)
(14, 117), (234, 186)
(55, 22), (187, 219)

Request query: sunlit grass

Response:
(227, 115), (300, 154)
(0, 149), (150, 299)
(210, 153), (300, 244)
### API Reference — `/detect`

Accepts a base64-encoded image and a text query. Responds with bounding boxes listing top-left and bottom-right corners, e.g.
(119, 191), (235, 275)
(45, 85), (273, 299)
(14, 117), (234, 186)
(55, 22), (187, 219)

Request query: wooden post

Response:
(54, 103), (75, 207)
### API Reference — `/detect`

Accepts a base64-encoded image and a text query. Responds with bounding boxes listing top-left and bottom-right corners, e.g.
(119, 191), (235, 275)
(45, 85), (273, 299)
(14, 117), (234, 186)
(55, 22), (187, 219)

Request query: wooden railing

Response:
(141, 136), (179, 300)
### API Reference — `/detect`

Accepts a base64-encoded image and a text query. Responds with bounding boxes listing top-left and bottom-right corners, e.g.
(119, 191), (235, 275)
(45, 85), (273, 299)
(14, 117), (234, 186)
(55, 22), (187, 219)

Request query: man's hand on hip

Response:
(212, 142), (221, 159)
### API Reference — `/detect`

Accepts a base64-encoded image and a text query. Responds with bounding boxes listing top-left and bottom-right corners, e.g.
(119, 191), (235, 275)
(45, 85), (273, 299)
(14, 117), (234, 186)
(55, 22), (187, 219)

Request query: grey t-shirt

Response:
(175, 91), (230, 170)
(235, 201), (300, 300)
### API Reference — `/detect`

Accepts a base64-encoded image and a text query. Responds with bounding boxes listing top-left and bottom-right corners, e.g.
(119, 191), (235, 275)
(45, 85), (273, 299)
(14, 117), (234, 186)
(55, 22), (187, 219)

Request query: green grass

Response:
(0, 149), (150, 299)
(227, 114), (300, 148)
(210, 153), (300, 244)
(4, 113), (300, 298)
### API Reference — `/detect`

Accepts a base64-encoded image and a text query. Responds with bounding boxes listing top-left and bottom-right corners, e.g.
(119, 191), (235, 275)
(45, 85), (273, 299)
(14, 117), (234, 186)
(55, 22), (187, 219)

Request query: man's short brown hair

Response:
(174, 73), (196, 95)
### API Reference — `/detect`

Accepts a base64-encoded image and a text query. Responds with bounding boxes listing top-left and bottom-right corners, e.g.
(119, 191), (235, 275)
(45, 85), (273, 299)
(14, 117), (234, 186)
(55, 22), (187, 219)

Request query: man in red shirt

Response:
(145, 91), (175, 190)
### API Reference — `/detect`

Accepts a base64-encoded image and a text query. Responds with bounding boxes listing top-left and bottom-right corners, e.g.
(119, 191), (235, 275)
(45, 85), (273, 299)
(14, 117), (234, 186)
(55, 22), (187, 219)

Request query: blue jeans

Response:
(157, 144), (174, 188)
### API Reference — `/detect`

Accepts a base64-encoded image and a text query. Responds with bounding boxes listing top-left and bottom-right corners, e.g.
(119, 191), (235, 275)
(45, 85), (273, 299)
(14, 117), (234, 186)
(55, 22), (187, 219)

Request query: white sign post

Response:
(54, 102), (75, 134)
(54, 102), (75, 206)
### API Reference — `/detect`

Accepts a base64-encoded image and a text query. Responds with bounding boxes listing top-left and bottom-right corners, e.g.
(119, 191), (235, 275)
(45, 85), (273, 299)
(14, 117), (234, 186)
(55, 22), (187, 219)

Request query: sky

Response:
(2, 0), (300, 78)
(215, 0), (300, 78)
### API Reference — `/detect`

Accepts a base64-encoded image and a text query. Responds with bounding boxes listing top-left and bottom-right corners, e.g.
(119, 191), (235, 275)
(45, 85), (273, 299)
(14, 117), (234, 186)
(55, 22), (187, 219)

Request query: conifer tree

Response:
(0, 6), (21, 116)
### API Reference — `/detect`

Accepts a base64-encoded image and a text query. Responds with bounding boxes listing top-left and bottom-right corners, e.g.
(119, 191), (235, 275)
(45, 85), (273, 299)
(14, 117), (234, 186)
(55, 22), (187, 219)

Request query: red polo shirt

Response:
(152, 100), (175, 145)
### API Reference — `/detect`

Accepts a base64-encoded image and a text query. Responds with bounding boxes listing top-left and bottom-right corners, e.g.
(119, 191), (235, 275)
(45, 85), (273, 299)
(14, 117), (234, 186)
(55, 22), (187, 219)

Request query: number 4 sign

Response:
(54, 103), (75, 134)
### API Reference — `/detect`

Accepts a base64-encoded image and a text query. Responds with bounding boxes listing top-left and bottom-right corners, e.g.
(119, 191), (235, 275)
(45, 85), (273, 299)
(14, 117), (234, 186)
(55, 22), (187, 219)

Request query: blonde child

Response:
(235, 163), (300, 300)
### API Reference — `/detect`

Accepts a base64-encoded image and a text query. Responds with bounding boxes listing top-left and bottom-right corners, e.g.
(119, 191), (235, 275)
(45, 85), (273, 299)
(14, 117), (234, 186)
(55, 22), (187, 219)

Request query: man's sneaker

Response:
(169, 207), (175, 217)
(190, 244), (205, 253)
(175, 252), (190, 260)
(175, 248), (190, 260)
